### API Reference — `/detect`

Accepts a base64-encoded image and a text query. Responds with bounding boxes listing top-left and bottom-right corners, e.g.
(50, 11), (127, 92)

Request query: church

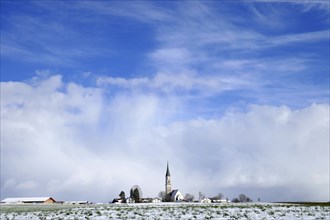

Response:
(164, 162), (183, 202)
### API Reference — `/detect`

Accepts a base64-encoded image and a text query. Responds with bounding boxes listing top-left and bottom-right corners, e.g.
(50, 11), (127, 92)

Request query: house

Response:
(111, 198), (124, 204)
(126, 197), (134, 203)
(141, 198), (153, 203)
(1, 197), (56, 204)
(200, 197), (212, 203)
(152, 197), (162, 203)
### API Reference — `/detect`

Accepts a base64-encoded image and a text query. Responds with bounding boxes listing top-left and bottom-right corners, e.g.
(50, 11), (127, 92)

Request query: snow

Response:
(1, 197), (53, 203)
(1, 202), (329, 219)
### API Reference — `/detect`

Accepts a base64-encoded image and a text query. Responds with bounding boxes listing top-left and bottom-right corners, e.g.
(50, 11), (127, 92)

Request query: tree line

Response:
(114, 187), (254, 203)
(159, 191), (254, 203)
(113, 185), (142, 203)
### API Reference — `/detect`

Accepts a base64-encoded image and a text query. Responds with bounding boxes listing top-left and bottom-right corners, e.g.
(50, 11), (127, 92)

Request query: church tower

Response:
(165, 162), (171, 195)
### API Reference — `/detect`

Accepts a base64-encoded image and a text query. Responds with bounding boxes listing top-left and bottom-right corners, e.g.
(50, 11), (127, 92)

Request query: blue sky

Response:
(1, 0), (329, 109)
(1, 1), (329, 202)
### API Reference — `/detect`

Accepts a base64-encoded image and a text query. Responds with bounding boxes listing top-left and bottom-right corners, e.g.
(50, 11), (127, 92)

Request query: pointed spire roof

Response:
(166, 162), (171, 176)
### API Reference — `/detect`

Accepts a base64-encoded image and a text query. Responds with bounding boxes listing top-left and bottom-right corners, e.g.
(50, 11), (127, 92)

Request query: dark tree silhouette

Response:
(133, 188), (140, 203)
(119, 191), (126, 203)
(130, 185), (142, 203)
(239, 194), (247, 202)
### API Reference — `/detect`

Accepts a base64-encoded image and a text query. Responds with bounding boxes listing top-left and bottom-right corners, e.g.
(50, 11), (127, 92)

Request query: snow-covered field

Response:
(1, 202), (329, 219)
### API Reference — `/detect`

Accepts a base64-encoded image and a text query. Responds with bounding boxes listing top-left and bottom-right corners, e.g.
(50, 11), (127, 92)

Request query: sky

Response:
(0, 0), (329, 203)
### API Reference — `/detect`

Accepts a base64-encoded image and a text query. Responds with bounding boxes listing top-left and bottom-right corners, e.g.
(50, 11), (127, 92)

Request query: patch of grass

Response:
(275, 202), (330, 207)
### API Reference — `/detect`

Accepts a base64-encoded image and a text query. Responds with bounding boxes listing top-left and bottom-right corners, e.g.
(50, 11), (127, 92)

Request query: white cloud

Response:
(75, 1), (173, 23)
(1, 8), (113, 67)
(249, 0), (330, 11)
(97, 72), (255, 97)
(166, 104), (329, 201)
(149, 48), (191, 70)
(1, 75), (329, 202)
(269, 30), (329, 47)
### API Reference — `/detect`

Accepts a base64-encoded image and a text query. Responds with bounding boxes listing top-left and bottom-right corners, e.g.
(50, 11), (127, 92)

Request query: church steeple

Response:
(165, 162), (172, 196)
(166, 161), (171, 177)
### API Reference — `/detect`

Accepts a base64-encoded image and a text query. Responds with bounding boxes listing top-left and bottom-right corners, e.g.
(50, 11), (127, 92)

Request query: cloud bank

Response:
(1, 75), (329, 202)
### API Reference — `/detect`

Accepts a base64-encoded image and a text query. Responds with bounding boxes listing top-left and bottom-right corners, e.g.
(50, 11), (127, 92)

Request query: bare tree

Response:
(158, 191), (165, 200)
(198, 192), (205, 200)
(239, 194), (247, 202)
(214, 192), (224, 200)
(184, 193), (195, 202)
(237, 193), (252, 203)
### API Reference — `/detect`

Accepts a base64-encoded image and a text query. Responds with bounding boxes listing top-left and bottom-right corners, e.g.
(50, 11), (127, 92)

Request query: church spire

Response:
(165, 161), (172, 197)
(166, 161), (171, 177)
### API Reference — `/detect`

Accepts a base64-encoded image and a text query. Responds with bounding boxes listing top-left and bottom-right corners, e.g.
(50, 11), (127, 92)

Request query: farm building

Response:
(1, 197), (56, 204)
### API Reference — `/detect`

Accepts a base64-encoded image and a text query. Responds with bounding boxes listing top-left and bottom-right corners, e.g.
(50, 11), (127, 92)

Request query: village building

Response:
(212, 198), (230, 203)
(126, 197), (134, 203)
(164, 162), (183, 202)
(1, 197), (56, 204)
(64, 201), (92, 205)
(200, 197), (212, 203)
(111, 198), (124, 204)
(152, 197), (162, 203)
(111, 162), (184, 203)
(168, 189), (184, 202)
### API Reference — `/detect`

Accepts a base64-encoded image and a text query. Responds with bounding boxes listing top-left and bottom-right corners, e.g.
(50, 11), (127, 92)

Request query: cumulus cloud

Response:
(1, 75), (329, 202)
(170, 104), (329, 201)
